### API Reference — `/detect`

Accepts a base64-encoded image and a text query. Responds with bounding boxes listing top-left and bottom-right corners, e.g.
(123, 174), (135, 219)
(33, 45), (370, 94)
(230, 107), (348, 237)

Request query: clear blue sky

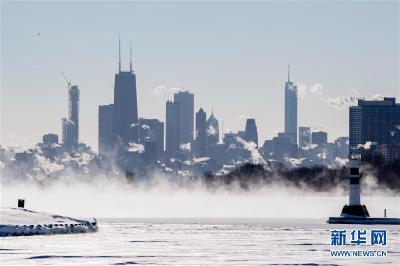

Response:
(1, 1), (399, 151)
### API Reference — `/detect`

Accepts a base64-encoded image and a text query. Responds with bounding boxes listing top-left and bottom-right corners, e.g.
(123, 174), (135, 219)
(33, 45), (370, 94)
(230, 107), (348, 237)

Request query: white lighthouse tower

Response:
(340, 158), (369, 217)
(348, 159), (361, 206)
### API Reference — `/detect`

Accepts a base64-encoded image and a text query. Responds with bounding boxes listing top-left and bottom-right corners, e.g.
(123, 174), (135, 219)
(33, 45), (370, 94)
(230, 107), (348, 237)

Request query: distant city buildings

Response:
(284, 65), (298, 144)
(18, 45), (398, 178)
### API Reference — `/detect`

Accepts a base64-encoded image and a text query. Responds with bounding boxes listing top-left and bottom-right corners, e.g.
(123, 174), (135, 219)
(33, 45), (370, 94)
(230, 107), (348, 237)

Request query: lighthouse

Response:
(340, 159), (370, 217)
(349, 159), (361, 206)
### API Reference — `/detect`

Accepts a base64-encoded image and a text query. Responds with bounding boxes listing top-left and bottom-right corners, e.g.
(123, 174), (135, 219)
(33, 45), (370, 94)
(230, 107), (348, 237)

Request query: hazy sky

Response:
(1, 1), (399, 151)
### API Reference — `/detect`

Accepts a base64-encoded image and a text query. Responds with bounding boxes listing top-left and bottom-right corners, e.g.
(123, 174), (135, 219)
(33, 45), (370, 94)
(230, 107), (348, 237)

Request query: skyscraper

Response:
(206, 111), (219, 149)
(349, 97), (400, 161)
(284, 65), (297, 144)
(244, 118), (258, 146)
(112, 40), (138, 147)
(62, 84), (79, 150)
(350, 97), (400, 146)
(98, 104), (113, 156)
(174, 91), (194, 145)
(165, 100), (180, 158)
(299, 127), (311, 148)
(311, 131), (328, 146)
(138, 118), (164, 159)
(195, 108), (207, 156)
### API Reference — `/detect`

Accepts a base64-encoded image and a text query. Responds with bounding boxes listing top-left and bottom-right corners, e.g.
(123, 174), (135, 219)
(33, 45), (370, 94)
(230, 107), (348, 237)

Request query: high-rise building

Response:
(349, 97), (400, 162)
(68, 85), (79, 144)
(174, 91), (194, 145)
(138, 118), (164, 159)
(195, 108), (207, 156)
(299, 127), (311, 148)
(312, 131), (328, 146)
(335, 136), (349, 159)
(244, 118), (258, 146)
(42, 133), (59, 145)
(143, 141), (157, 166)
(165, 100), (180, 158)
(62, 83), (79, 150)
(62, 118), (75, 149)
(206, 111), (219, 149)
(98, 104), (114, 156)
(284, 65), (297, 144)
(349, 97), (400, 148)
(272, 133), (292, 161)
(112, 40), (138, 147)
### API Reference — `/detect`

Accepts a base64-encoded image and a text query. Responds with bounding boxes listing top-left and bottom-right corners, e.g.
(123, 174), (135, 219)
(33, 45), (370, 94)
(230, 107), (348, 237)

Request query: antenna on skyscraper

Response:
(119, 34), (121, 72)
(130, 41), (132, 73)
(288, 64), (290, 82)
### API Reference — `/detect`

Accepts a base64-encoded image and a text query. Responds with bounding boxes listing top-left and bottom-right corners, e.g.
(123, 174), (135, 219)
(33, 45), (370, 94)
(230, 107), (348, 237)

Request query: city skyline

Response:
(2, 1), (399, 151)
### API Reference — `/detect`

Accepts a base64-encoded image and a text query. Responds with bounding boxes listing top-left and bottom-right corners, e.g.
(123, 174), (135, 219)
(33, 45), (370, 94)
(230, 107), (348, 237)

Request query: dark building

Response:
(42, 133), (58, 145)
(312, 131), (328, 146)
(206, 111), (219, 150)
(244, 118), (258, 146)
(299, 126), (311, 148)
(272, 133), (293, 161)
(350, 97), (400, 148)
(284, 65), (297, 144)
(195, 108), (207, 156)
(112, 40), (138, 147)
(138, 118), (164, 159)
(98, 104), (114, 156)
(174, 91), (194, 145)
(165, 100), (180, 158)
(349, 97), (400, 162)
(62, 118), (76, 149)
(143, 141), (157, 166)
(62, 83), (79, 150)
(335, 136), (349, 159)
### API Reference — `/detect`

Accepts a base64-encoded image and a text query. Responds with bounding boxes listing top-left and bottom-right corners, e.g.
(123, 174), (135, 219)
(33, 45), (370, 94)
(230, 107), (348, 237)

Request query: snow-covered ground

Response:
(0, 208), (98, 237)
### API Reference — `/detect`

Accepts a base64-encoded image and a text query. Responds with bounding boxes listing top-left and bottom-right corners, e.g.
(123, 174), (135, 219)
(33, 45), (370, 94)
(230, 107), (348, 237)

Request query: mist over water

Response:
(1, 174), (399, 219)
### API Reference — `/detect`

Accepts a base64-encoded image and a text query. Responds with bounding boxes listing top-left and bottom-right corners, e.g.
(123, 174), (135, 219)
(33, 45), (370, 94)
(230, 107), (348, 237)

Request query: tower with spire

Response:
(112, 36), (139, 147)
(284, 64), (298, 144)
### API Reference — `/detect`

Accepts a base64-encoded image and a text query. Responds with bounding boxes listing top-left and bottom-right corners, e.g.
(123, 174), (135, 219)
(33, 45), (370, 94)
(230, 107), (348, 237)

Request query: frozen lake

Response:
(1, 218), (399, 265)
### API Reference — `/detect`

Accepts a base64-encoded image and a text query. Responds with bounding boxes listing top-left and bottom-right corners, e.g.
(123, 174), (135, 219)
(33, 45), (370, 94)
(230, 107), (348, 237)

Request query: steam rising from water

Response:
(1, 174), (399, 219)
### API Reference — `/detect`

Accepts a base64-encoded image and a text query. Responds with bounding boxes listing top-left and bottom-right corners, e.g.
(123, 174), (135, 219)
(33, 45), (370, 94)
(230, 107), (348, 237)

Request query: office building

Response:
(112, 40), (138, 146)
(312, 131), (328, 146)
(98, 104), (114, 156)
(174, 91), (194, 144)
(284, 65), (297, 144)
(244, 118), (258, 146)
(165, 100), (180, 158)
(299, 127), (311, 148)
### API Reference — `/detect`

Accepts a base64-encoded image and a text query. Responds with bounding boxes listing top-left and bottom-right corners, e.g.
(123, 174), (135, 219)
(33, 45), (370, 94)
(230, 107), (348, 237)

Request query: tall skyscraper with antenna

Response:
(284, 65), (298, 144)
(112, 37), (139, 147)
(61, 71), (79, 150)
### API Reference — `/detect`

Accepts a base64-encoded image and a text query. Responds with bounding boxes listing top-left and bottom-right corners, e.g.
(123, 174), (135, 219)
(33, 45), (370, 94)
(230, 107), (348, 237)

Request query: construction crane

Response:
(60, 70), (71, 90)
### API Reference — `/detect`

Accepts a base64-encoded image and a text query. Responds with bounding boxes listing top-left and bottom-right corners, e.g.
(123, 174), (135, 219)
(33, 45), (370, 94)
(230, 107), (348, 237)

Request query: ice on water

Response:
(1, 219), (399, 265)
